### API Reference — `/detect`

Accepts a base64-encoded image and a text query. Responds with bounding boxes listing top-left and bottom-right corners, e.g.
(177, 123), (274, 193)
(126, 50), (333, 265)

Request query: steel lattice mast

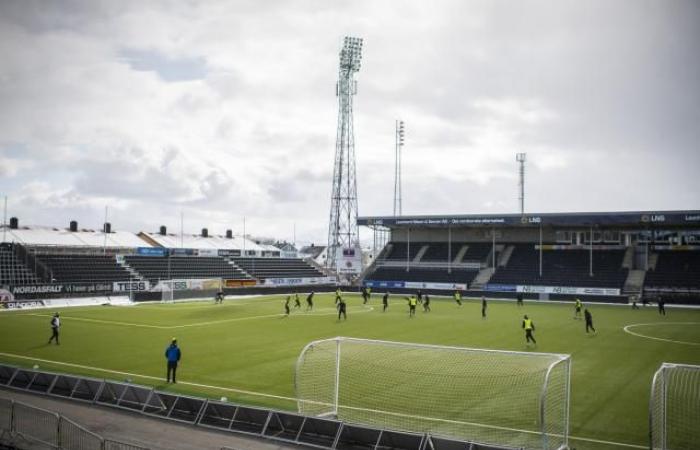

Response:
(327, 36), (363, 272)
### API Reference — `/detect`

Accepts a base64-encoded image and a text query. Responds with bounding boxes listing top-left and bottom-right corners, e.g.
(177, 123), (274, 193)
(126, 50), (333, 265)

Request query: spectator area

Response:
(645, 250), (700, 290)
(366, 266), (480, 285)
(229, 258), (325, 280)
(0, 245), (39, 286)
(124, 256), (250, 283)
(489, 245), (628, 288)
(36, 254), (132, 284)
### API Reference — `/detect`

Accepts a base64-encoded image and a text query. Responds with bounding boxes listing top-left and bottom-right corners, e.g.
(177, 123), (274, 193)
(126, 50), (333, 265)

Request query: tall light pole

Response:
(327, 36), (363, 272)
(516, 153), (527, 215)
(393, 120), (405, 216)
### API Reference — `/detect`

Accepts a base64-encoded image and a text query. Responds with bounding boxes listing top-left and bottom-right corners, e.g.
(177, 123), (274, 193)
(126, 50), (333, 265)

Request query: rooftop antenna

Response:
(393, 120), (405, 216)
(516, 153), (527, 215)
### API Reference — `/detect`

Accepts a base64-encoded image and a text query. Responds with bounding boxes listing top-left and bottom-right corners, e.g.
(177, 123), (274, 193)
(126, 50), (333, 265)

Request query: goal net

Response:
(160, 280), (174, 303)
(650, 363), (700, 450)
(295, 337), (570, 450)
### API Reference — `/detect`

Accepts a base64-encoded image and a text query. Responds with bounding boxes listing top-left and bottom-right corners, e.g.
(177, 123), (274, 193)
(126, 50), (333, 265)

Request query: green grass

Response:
(1, 294), (699, 450)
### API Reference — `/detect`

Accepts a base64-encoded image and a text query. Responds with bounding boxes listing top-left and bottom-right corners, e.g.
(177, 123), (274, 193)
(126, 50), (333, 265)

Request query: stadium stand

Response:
(644, 250), (700, 291)
(123, 256), (250, 283)
(229, 257), (325, 279)
(367, 267), (480, 285)
(34, 254), (132, 284)
(0, 244), (39, 286)
(489, 245), (628, 288)
(383, 242), (423, 261)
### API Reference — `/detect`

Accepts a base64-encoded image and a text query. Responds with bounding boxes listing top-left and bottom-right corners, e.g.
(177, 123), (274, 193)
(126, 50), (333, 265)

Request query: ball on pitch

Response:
(33, 364), (39, 370)
(221, 396), (228, 402)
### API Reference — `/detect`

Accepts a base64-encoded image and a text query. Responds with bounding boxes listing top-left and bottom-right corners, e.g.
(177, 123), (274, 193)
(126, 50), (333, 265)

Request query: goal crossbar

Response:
(295, 337), (570, 450)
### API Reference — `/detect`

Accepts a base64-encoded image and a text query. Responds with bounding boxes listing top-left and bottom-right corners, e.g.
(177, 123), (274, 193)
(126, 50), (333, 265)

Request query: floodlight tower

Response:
(393, 120), (405, 216)
(516, 153), (527, 215)
(326, 36), (363, 272)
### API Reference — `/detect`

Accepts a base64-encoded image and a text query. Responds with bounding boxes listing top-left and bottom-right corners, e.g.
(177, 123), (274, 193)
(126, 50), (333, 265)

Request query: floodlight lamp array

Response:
(340, 36), (363, 72)
(398, 121), (405, 145)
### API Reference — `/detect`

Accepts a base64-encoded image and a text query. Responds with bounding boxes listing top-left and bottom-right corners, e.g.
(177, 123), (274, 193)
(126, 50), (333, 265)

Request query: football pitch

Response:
(1, 293), (699, 450)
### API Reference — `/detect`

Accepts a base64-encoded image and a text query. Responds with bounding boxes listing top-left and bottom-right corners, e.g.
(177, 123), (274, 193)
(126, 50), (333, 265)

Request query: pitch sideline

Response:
(0, 351), (645, 449)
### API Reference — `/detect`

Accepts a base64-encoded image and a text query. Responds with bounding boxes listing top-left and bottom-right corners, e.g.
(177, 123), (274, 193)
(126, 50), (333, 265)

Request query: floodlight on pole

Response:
(393, 120), (405, 216)
(516, 153), (527, 215)
(327, 36), (364, 274)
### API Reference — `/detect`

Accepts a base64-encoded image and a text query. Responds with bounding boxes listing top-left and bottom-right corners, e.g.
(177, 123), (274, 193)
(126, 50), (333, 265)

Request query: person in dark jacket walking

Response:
(48, 313), (60, 345)
(165, 338), (181, 383)
(584, 309), (596, 334)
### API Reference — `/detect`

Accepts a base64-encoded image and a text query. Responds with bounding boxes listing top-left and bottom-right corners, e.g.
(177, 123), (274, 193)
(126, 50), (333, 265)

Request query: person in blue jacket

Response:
(165, 338), (181, 383)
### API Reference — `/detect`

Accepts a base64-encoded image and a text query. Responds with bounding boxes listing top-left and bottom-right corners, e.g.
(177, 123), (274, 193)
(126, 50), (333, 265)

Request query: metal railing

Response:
(0, 398), (149, 450)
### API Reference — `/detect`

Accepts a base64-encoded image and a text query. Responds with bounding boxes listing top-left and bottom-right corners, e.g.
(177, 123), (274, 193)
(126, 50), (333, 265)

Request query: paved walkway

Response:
(0, 387), (299, 450)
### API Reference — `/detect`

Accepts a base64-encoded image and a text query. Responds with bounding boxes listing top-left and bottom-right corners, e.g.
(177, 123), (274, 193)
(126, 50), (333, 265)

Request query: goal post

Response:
(649, 363), (700, 450)
(295, 337), (570, 450)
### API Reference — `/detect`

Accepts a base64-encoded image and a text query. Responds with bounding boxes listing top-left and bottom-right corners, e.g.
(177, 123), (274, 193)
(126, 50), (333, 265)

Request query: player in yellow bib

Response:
(574, 298), (583, 319)
(522, 315), (537, 345)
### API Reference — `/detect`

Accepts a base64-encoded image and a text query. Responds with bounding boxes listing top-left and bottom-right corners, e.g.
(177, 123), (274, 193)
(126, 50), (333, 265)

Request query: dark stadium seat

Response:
(123, 255), (250, 283)
(0, 245), (39, 285)
(489, 245), (628, 288)
(35, 254), (132, 284)
(644, 250), (700, 290)
(366, 267), (480, 285)
(229, 257), (325, 280)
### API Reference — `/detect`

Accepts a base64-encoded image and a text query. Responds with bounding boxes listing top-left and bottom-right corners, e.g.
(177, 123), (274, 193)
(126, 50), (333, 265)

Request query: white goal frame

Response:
(649, 362), (700, 450)
(295, 337), (570, 450)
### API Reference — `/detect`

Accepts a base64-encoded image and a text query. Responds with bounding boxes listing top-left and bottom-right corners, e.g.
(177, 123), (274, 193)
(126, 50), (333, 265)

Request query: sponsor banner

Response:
(262, 277), (334, 287)
(2, 300), (45, 310)
(652, 245), (700, 251)
(170, 248), (195, 256)
(67, 283), (112, 294)
(152, 278), (223, 292)
(0, 289), (15, 303)
(218, 249), (241, 257)
(336, 246), (363, 275)
(11, 284), (65, 295)
(484, 284), (518, 292)
(197, 248), (218, 257)
(113, 281), (151, 292)
(137, 247), (167, 256)
(404, 281), (467, 291)
(536, 245), (626, 251)
(363, 280), (405, 289)
(224, 279), (257, 288)
(516, 285), (620, 296)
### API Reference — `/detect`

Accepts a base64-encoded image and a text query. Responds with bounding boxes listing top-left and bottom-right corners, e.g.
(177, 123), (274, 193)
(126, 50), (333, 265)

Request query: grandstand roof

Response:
(358, 210), (700, 229)
(140, 232), (267, 251)
(0, 225), (149, 248)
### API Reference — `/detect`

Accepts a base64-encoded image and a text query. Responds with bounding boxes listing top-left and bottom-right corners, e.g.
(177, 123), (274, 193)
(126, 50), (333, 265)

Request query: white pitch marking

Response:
(623, 322), (700, 346)
(0, 351), (645, 449)
(23, 305), (374, 330)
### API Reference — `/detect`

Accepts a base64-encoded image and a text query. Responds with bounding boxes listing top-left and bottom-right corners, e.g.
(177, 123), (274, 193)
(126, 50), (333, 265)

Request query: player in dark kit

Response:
(164, 338), (181, 383)
(306, 292), (314, 311)
(417, 290), (423, 304)
(284, 296), (291, 316)
(658, 297), (666, 315)
(337, 297), (347, 320)
(382, 292), (389, 312)
(294, 293), (301, 309)
(481, 296), (487, 319)
(516, 293), (524, 307)
(361, 287), (369, 304)
(584, 308), (596, 334)
(423, 294), (431, 312)
(522, 315), (536, 345)
(48, 313), (60, 345)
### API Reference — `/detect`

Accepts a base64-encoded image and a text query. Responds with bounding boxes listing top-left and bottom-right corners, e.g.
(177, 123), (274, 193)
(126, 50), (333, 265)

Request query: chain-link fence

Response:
(0, 398), (149, 450)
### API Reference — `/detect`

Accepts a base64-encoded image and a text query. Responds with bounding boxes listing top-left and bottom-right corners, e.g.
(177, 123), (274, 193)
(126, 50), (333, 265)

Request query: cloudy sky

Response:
(1, 0), (698, 247)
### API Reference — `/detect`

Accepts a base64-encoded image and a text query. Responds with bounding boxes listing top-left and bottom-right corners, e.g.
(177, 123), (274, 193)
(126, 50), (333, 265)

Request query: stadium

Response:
(1, 3), (700, 450)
